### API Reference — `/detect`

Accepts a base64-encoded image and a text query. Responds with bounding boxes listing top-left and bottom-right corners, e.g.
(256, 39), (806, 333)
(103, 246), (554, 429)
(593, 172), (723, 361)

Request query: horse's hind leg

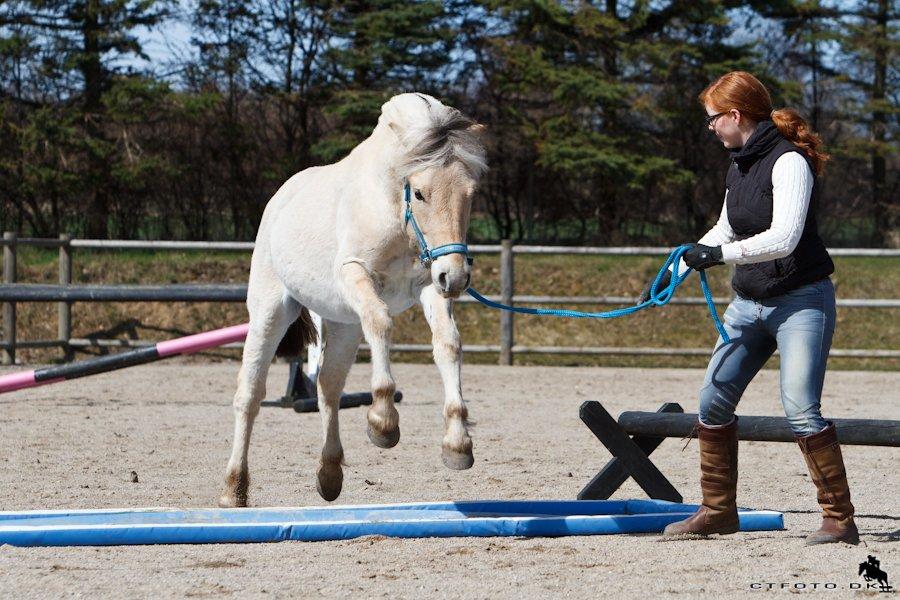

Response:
(219, 292), (300, 508)
(314, 320), (362, 501)
(339, 262), (399, 448)
(420, 285), (473, 469)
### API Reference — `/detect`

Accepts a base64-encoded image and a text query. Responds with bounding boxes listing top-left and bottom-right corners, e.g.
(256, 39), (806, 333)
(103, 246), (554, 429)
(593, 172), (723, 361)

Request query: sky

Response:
(130, 7), (193, 75)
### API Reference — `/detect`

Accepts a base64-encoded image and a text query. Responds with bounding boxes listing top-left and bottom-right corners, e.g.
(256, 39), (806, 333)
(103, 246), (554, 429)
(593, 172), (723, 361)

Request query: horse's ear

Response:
(387, 121), (405, 140)
(380, 96), (417, 146)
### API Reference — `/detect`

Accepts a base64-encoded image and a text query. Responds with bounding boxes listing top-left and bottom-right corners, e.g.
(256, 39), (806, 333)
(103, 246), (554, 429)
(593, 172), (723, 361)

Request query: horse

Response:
(219, 92), (488, 506)
(859, 560), (890, 591)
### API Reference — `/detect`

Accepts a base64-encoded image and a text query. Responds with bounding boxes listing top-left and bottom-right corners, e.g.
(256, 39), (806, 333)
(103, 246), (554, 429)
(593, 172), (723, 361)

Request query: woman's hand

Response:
(683, 244), (724, 270)
(637, 269), (672, 304)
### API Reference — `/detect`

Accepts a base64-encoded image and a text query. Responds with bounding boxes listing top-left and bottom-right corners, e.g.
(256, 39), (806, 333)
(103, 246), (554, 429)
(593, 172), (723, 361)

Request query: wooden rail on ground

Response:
(578, 400), (900, 503)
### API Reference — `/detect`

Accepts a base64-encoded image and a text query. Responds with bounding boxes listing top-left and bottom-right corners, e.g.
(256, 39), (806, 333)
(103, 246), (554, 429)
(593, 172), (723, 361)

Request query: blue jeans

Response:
(698, 278), (835, 437)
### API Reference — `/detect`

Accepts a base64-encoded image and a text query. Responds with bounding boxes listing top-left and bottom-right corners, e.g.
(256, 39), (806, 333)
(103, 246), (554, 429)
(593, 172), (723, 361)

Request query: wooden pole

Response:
(617, 410), (900, 447)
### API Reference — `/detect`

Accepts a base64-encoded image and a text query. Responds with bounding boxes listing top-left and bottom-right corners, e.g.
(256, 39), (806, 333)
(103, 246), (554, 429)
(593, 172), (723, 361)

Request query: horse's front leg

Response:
(340, 262), (399, 448)
(420, 285), (473, 469)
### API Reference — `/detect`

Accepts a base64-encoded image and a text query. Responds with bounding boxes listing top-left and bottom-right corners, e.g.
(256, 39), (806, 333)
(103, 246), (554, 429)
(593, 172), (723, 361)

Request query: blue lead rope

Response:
(402, 183), (728, 343)
(465, 245), (730, 343)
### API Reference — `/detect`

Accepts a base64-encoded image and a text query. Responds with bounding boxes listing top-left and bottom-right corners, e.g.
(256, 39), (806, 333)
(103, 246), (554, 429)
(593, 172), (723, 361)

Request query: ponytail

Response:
(770, 108), (829, 175)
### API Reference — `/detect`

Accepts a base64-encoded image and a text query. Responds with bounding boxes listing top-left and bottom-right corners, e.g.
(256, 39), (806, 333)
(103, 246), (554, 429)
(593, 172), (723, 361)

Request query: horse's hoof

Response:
(367, 425), (400, 449)
(441, 446), (474, 470)
(316, 465), (343, 502)
(218, 493), (247, 508)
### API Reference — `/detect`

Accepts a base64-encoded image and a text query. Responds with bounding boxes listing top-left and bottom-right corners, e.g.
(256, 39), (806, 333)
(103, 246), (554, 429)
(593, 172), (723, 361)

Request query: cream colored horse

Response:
(219, 93), (487, 505)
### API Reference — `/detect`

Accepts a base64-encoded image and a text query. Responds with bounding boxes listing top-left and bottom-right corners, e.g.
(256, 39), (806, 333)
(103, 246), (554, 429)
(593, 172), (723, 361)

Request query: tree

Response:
(251, 0), (333, 176)
(313, 0), (454, 162)
(459, 0), (757, 243)
(185, 0), (259, 239)
(753, 0), (899, 245)
(0, 0), (893, 246)
(0, 0), (173, 237)
(850, 0), (899, 246)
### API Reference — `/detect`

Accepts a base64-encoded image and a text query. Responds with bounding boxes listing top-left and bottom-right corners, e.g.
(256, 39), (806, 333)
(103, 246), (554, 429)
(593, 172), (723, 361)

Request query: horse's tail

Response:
(276, 307), (318, 359)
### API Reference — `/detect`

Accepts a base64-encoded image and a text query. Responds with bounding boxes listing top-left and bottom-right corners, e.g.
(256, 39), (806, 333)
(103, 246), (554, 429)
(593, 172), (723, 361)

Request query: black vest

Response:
(725, 121), (833, 300)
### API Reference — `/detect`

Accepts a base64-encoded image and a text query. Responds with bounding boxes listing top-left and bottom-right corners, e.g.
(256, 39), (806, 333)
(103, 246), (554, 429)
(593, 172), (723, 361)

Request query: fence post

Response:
(58, 233), (73, 361)
(2, 232), (17, 365)
(499, 239), (514, 366)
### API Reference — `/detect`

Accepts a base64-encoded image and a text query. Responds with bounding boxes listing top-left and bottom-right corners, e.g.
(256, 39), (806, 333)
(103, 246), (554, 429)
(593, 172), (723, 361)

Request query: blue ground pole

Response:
(0, 499), (783, 547)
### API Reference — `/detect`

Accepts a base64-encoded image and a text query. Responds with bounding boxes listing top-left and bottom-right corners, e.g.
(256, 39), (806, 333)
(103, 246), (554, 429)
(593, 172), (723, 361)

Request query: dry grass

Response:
(7, 247), (898, 370)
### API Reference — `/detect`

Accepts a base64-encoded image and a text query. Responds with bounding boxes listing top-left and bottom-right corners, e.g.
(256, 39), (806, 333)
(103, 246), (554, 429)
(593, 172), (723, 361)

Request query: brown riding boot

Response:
(663, 418), (739, 537)
(797, 423), (859, 545)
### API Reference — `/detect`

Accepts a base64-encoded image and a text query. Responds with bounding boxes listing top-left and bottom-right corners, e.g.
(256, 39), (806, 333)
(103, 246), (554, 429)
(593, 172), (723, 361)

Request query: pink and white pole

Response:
(0, 324), (249, 395)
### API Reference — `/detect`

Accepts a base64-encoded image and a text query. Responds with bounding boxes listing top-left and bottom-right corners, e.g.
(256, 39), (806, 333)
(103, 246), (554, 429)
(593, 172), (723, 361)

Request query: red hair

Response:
(699, 71), (829, 174)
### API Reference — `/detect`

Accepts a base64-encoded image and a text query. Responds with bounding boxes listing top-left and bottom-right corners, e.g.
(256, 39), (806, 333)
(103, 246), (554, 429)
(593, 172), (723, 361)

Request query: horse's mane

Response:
(394, 99), (488, 181)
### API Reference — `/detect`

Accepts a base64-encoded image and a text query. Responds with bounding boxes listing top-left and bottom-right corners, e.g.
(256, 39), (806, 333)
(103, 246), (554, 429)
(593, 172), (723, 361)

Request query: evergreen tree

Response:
(314, 0), (453, 162)
(0, 0), (173, 237)
(466, 0), (757, 243)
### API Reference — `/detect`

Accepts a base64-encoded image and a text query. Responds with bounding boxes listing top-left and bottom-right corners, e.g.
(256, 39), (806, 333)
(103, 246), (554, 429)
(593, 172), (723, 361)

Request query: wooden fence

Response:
(1, 233), (898, 365)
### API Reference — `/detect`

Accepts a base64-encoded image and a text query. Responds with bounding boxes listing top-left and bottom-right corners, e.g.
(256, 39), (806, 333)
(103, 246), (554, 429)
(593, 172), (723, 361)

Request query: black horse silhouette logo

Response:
(859, 555), (892, 592)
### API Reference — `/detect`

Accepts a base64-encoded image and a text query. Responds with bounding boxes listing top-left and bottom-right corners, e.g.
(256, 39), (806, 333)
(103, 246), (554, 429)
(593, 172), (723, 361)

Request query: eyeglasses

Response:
(704, 112), (728, 126)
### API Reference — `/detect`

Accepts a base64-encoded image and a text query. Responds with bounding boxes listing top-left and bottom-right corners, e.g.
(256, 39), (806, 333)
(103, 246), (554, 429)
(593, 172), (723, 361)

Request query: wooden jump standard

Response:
(578, 400), (900, 504)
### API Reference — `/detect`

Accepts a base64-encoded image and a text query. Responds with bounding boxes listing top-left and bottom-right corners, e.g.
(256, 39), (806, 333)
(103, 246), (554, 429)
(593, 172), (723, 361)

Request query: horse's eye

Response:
(414, 190), (425, 202)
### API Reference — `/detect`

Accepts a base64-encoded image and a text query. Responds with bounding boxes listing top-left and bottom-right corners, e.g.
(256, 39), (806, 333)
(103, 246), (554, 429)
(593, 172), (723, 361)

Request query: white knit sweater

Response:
(676, 152), (814, 275)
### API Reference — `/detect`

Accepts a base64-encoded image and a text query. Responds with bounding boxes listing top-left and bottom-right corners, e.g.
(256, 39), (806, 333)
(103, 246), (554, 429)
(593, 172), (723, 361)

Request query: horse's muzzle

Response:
(433, 256), (471, 298)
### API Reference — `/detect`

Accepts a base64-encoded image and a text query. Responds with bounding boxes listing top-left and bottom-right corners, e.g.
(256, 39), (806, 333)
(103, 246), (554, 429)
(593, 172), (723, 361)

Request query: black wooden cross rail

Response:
(578, 400), (900, 503)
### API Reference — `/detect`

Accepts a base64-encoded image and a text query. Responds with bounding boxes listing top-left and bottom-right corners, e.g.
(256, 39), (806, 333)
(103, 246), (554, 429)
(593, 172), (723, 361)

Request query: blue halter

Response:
(404, 182), (472, 266)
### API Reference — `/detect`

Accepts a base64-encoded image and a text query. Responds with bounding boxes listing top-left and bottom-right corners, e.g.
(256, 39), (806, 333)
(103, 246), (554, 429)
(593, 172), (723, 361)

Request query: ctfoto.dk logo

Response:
(749, 555), (893, 592)
(859, 555), (892, 593)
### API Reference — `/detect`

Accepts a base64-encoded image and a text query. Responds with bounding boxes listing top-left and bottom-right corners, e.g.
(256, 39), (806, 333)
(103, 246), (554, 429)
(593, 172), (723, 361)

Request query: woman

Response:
(640, 71), (858, 545)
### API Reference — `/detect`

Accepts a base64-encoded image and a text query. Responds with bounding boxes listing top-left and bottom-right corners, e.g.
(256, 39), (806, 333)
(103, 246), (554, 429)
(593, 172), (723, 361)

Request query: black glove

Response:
(683, 243), (724, 271)
(637, 269), (672, 304)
